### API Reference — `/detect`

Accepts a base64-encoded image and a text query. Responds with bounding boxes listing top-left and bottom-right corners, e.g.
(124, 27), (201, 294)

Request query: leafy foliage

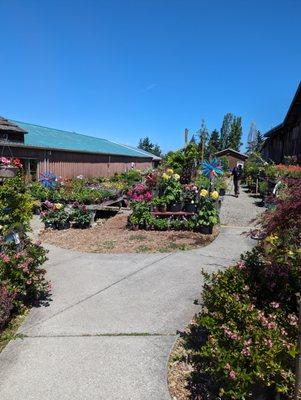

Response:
(0, 175), (33, 234)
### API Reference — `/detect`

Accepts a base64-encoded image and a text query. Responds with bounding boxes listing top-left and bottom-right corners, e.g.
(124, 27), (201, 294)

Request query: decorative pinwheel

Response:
(201, 158), (223, 179)
(39, 172), (58, 189)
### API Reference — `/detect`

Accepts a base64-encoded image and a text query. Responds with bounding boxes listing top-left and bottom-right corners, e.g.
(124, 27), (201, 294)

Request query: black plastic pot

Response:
(219, 188), (226, 196)
(55, 221), (70, 230)
(184, 203), (197, 213)
(73, 222), (90, 229)
(169, 203), (182, 212)
(44, 221), (53, 229)
(157, 204), (167, 213)
(199, 225), (213, 235)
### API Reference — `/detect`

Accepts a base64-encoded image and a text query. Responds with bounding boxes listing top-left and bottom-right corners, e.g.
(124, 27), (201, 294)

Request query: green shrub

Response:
(0, 239), (49, 311)
(0, 176), (33, 234)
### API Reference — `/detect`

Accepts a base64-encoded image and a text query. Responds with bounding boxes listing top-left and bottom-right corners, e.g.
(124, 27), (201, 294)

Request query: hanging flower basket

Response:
(0, 166), (18, 178)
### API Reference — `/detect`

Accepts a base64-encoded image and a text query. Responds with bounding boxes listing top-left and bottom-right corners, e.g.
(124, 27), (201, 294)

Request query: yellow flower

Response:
(162, 173), (170, 181)
(54, 203), (63, 210)
(211, 191), (219, 200)
(166, 168), (174, 175)
(173, 173), (180, 181)
(200, 189), (208, 197)
(266, 234), (278, 245)
(287, 250), (294, 257)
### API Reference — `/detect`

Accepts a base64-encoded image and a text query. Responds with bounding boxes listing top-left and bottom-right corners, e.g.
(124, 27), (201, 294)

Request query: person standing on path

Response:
(232, 164), (243, 197)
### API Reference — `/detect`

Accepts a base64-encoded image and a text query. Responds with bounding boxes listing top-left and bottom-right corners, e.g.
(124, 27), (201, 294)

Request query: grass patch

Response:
(135, 245), (151, 253)
(0, 309), (28, 353)
(159, 242), (192, 252)
(128, 234), (147, 242)
(100, 240), (117, 250)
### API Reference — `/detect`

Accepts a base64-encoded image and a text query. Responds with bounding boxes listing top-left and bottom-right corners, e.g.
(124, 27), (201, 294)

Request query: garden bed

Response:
(39, 213), (219, 253)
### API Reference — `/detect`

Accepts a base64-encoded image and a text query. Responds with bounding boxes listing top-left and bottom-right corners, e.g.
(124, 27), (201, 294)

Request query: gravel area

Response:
(219, 183), (262, 227)
(39, 213), (219, 253)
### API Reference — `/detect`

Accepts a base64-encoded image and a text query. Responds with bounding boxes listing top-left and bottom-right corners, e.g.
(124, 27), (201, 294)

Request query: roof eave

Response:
(2, 142), (153, 159)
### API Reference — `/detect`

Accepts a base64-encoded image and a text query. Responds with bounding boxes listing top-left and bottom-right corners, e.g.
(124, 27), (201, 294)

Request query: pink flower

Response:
(229, 370), (237, 380)
(288, 314), (298, 327)
(271, 302), (280, 309)
(241, 347), (251, 356)
(264, 338), (273, 348)
(237, 260), (246, 270)
(0, 253), (10, 263)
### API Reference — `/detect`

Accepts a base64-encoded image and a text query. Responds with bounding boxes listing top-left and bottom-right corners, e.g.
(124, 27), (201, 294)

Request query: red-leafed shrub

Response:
(261, 179), (301, 246)
(0, 285), (15, 330)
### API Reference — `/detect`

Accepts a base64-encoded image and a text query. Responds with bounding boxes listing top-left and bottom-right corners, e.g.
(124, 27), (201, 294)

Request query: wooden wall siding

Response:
(1, 146), (152, 178)
(217, 154), (246, 169)
(262, 120), (301, 164)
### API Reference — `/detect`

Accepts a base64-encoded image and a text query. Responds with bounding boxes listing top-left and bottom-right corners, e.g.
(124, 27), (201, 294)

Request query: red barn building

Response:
(0, 118), (160, 179)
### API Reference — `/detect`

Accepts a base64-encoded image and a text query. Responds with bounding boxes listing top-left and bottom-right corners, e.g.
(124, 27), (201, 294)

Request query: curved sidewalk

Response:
(0, 192), (258, 400)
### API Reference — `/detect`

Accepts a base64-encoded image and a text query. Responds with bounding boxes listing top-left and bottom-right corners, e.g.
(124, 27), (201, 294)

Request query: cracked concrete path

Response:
(0, 190), (258, 400)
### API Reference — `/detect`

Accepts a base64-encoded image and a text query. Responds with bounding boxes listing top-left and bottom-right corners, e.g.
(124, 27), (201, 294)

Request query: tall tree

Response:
(219, 113), (233, 150)
(228, 116), (243, 151)
(138, 137), (162, 157)
(254, 130), (264, 152)
(206, 129), (220, 157)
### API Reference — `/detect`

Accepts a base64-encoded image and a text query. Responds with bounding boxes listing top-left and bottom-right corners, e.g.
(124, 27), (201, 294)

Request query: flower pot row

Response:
(44, 221), (90, 230)
(152, 202), (198, 213)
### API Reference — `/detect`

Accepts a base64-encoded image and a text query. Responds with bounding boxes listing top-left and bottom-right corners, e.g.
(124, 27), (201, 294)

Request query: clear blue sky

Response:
(0, 0), (300, 153)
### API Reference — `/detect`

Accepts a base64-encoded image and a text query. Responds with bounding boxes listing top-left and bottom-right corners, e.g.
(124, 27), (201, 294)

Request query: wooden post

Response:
(295, 294), (301, 400)
(184, 128), (189, 146)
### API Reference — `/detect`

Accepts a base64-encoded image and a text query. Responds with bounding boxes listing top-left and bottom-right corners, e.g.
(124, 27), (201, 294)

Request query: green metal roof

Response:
(10, 120), (154, 159)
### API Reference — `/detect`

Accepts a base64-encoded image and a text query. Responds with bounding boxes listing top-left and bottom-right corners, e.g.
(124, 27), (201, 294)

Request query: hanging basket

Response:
(0, 166), (18, 178)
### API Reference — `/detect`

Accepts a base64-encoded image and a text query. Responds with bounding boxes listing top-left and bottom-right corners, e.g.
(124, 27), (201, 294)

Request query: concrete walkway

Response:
(0, 189), (258, 400)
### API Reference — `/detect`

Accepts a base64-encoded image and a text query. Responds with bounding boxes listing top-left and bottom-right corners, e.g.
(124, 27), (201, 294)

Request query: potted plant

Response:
(164, 180), (183, 212)
(0, 157), (22, 178)
(71, 204), (93, 229)
(183, 184), (198, 213)
(54, 208), (70, 230)
(128, 201), (153, 230)
(218, 179), (228, 196)
(152, 197), (167, 213)
(196, 198), (219, 234)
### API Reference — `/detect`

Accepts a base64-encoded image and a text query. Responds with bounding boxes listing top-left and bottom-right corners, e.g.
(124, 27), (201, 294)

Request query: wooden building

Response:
(262, 82), (301, 164)
(215, 148), (248, 169)
(0, 118), (160, 179)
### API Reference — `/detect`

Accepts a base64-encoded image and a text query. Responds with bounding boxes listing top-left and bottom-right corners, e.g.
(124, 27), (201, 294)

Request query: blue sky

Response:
(0, 0), (300, 153)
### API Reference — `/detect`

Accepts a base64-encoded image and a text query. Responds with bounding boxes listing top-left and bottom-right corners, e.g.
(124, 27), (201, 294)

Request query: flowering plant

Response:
(210, 190), (219, 200)
(0, 239), (49, 311)
(71, 203), (93, 227)
(128, 183), (152, 202)
(183, 184), (198, 204)
(196, 197), (219, 227)
(194, 265), (296, 399)
(40, 201), (69, 226)
(0, 157), (22, 169)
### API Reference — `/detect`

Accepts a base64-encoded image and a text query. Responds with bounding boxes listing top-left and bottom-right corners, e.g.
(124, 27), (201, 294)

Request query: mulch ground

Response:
(39, 213), (219, 253)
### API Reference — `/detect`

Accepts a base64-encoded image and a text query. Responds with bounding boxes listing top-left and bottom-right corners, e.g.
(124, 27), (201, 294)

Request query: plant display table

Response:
(151, 211), (195, 218)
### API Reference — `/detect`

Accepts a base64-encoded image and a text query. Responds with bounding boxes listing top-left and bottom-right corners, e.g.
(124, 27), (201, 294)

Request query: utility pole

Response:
(295, 293), (301, 400)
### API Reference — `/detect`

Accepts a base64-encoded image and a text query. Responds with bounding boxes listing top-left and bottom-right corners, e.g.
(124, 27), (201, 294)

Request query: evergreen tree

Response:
(206, 129), (220, 157)
(219, 113), (233, 150)
(228, 116), (243, 151)
(254, 130), (264, 152)
(138, 137), (162, 157)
